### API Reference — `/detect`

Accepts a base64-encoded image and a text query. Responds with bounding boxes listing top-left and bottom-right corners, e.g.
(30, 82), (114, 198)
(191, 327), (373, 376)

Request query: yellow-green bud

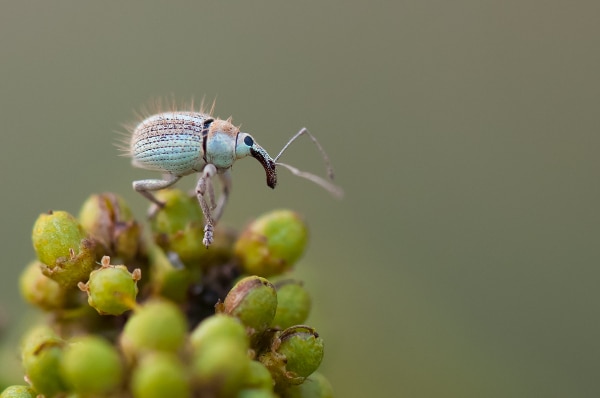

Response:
(78, 255), (140, 315)
(271, 280), (311, 330)
(147, 243), (193, 303)
(243, 360), (274, 391)
(0, 385), (37, 398)
(190, 314), (249, 352)
(238, 388), (278, 398)
(32, 210), (96, 288)
(217, 276), (277, 336)
(120, 299), (187, 359)
(19, 260), (66, 311)
(79, 192), (142, 261)
(20, 325), (67, 397)
(259, 326), (324, 386)
(277, 326), (324, 379)
(280, 372), (334, 398)
(60, 335), (123, 395)
(192, 338), (251, 397)
(131, 352), (191, 398)
(234, 210), (308, 277)
(149, 189), (208, 266)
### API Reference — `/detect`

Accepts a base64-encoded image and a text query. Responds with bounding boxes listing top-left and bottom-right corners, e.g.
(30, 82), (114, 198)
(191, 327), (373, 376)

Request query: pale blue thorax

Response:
(205, 132), (236, 170)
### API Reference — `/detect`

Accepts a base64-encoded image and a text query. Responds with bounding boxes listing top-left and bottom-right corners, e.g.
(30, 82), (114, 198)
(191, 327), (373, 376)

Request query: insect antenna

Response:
(275, 162), (344, 198)
(274, 128), (343, 198)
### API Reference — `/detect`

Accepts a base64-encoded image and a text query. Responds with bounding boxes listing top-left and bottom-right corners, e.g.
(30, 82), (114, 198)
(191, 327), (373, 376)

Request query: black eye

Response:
(244, 136), (254, 146)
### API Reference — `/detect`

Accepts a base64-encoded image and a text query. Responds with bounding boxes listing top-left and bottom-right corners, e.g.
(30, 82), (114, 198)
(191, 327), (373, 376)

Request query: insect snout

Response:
(249, 146), (277, 189)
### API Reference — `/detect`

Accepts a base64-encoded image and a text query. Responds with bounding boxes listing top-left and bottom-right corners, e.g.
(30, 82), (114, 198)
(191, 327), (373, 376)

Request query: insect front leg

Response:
(212, 169), (232, 223)
(196, 164), (218, 248)
(205, 174), (216, 211)
(133, 174), (181, 212)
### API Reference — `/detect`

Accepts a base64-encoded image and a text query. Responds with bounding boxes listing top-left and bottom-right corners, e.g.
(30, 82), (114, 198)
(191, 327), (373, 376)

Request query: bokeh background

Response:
(1, 1), (599, 396)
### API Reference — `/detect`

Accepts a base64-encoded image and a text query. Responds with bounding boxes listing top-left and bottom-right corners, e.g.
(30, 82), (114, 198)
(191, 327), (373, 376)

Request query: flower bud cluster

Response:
(4, 190), (333, 398)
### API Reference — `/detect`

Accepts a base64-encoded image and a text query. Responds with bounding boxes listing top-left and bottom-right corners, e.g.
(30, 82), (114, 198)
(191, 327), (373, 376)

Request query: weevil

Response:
(126, 109), (342, 247)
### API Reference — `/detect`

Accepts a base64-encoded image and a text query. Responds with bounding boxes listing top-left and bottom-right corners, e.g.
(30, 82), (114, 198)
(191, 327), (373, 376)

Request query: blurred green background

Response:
(1, 1), (599, 396)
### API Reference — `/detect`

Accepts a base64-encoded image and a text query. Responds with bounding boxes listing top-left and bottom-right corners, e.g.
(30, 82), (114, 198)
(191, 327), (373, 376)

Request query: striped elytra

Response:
(130, 112), (215, 175)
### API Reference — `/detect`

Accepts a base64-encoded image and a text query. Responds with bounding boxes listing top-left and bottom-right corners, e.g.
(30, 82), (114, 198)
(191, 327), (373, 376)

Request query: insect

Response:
(124, 104), (342, 247)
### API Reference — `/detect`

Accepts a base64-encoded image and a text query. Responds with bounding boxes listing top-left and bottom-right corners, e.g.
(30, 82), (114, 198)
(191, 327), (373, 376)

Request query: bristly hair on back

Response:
(114, 95), (218, 157)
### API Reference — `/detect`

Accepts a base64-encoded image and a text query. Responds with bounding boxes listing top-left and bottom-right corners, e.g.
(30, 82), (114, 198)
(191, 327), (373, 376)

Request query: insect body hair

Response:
(115, 96), (219, 157)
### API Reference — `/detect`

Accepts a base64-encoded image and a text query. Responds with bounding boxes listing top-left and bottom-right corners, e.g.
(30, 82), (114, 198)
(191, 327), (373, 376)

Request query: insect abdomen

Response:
(130, 112), (210, 175)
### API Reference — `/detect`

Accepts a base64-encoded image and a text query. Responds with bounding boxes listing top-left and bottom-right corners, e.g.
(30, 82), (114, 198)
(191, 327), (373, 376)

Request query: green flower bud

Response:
(19, 260), (66, 310)
(20, 325), (67, 397)
(277, 326), (324, 379)
(192, 339), (251, 397)
(147, 243), (193, 303)
(238, 388), (278, 398)
(217, 276), (277, 336)
(150, 189), (203, 235)
(244, 360), (274, 391)
(280, 372), (334, 398)
(78, 255), (140, 315)
(79, 192), (142, 261)
(271, 280), (311, 330)
(149, 189), (207, 266)
(259, 326), (324, 386)
(0, 385), (37, 398)
(120, 299), (187, 359)
(20, 325), (59, 360)
(234, 210), (308, 277)
(131, 352), (190, 398)
(190, 314), (249, 352)
(60, 335), (123, 395)
(32, 210), (96, 288)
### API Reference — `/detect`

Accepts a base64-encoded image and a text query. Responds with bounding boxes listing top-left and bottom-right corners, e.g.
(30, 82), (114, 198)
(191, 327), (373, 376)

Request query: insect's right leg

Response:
(195, 164), (218, 248)
(133, 174), (181, 207)
(212, 169), (232, 223)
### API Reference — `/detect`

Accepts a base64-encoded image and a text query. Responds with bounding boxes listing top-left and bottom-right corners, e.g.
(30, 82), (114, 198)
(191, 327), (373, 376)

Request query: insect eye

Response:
(244, 136), (254, 146)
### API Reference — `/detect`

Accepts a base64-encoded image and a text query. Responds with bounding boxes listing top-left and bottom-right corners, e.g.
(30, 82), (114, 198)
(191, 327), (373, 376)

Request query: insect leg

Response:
(196, 164), (218, 247)
(205, 175), (216, 211)
(212, 169), (232, 223)
(133, 174), (181, 207)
